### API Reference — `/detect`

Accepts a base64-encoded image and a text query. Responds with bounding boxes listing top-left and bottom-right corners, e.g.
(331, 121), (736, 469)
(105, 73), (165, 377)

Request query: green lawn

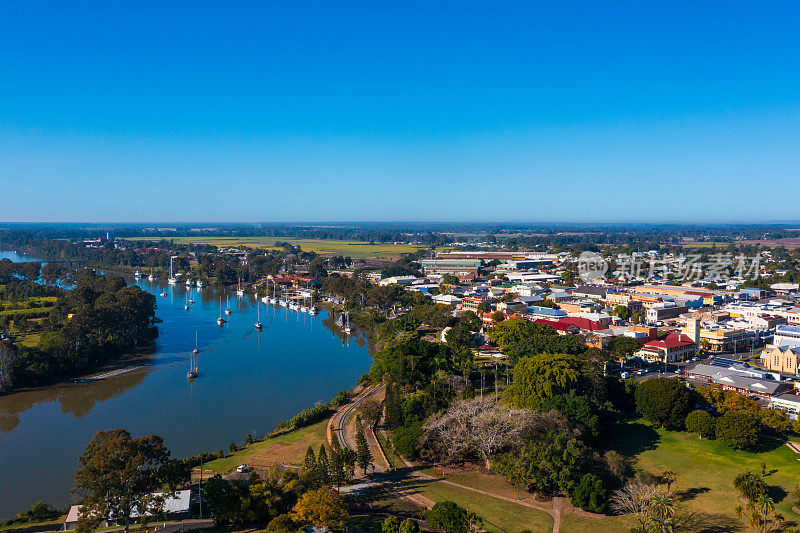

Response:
(611, 420), (800, 526)
(411, 479), (554, 533)
(204, 418), (329, 474)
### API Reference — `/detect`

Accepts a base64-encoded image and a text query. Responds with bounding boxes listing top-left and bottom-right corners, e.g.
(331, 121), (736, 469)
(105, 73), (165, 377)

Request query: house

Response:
(534, 318), (581, 335)
(63, 490), (192, 530)
(524, 306), (568, 321)
(636, 333), (696, 363)
(432, 294), (462, 306)
(769, 394), (800, 419)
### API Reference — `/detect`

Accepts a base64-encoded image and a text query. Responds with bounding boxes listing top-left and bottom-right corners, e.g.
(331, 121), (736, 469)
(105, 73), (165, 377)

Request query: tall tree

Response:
(74, 429), (177, 533)
(355, 417), (372, 475)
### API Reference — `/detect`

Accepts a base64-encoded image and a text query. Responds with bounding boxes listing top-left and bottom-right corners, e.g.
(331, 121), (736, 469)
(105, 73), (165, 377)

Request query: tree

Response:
(74, 429), (178, 533)
(265, 514), (297, 533)
(291, 487), (347, 528)
(759, 409), (792, 433)
(610, 480), (660, 533)
(635, 378), (692, 430)
(716, 410), (760, 450)
(494, 430), (588, 496)
(382, 516), (401, 533)
(685, 410), (715, 439)
(613, 305), (631, 321)
(425, 501), (470, 533)
(733, 471), (767, 503)
(486, 318), (554, 351)
(571, 473), (608, 513)
(445, 322), (473, 348)
(607, 336), (641, 362)
(398, 518), (421, 533)
(422, 396), (540, 470)
(355, 417), (372, 475)
(660, 471), (677, 493)
(203, 475), (240, 526)
(503, 353), (582, 410)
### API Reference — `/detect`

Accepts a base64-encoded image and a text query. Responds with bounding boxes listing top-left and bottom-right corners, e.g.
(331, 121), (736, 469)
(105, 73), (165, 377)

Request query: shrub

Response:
(264, 514), (296, 533)
(685, 409), (716, 439)
(571, 473), (608, 513)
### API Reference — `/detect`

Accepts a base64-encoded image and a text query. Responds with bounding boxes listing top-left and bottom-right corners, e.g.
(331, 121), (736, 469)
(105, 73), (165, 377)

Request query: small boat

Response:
(255, 300), (263, 330)
(236, 278), (244, 297)
(168, 257), (177, 285)
(160, 291), (168, 297)
(193, 331), (199, 355)
(217, 300), (226, 326)
(344, 311), (351, 334)
(309, 306), (318, 316)
(269, 297), (277, 305)
(224, 296), (232, 316)
(134, 270), (142, 278)
(184, 294), (190, 310)
(187, 355), (198, 379)
(197, 280), (204, 288)
(300, 305), (308, 313)
(148, 271), (155, 281)
(188, 298), (195, 304)
(185, 279), (193, 287)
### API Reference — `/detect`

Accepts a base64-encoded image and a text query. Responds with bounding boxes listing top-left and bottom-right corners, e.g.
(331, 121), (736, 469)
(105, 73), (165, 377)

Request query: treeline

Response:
(1, 269), (157, 393)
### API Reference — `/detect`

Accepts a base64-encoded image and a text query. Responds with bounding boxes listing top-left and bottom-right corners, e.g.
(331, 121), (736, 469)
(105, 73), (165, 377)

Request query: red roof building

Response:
(637, 333), (696, 363)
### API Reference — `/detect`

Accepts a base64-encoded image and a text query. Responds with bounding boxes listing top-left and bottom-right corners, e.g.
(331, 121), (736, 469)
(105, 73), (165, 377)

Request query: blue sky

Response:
(1, 1), (799, 223)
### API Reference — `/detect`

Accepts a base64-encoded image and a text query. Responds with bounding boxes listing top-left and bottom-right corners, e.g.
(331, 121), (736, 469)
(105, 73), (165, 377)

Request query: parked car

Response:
(621, 372), (630, 379)
(236, 464), (250, 473)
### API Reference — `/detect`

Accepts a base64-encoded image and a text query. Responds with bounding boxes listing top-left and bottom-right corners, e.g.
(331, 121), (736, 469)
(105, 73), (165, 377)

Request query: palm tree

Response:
(660, 470), (677, 493)
(647, 491), (676, 532)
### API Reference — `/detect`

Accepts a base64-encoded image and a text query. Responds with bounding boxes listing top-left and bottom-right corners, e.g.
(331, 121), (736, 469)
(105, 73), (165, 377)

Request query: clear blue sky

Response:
(1, 1), (799, 223)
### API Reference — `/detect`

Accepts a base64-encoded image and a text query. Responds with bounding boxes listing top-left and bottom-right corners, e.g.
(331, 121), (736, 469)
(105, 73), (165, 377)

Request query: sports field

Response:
(124, 236), (427, 258)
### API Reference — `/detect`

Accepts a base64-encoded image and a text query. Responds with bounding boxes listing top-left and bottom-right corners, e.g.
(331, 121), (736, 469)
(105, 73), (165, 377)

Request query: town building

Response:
(636, 333), (696, 363)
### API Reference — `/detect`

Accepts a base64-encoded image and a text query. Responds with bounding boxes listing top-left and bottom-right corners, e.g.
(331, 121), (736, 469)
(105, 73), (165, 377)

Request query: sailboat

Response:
(193, 331), (199, 355)
(308, 293), (318, 315)
(185, 278), (193, 287)
(224, 296), (232, 316)
(236, 278), (245, 297)
(134, 269), (142, 278)
(148, 269), (155, 282)
(255, 299), (263, 330)
(197, 280), (204, 289)
(184, 294), (190, 310)
(217, 299), (226, 326)
(344, 310), (351, 334)
(187, 356), (198, 379)
(168, 257), (177, 285)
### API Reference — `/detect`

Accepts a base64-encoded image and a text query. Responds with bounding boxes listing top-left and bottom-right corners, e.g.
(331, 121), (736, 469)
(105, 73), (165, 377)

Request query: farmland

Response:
(123, 236), (429, 258)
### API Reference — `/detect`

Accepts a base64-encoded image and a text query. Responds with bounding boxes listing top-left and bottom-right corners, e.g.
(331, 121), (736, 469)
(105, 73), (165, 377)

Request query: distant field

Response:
(123, 236), (427, 258)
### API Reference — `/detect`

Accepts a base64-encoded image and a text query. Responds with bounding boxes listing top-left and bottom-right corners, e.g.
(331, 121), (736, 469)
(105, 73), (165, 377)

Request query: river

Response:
(0, 251), (372, 518)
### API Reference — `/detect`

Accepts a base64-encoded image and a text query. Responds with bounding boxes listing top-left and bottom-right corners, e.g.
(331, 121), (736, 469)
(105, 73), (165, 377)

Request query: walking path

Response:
(330, 384), (567, 532)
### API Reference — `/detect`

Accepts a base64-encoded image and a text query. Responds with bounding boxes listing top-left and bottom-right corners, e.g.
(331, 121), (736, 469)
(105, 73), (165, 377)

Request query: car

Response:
(692, 357), (699, 362)
(236, 464), (250, 473)
(638, 370), (646, 375)
(621, 372), (630, 379)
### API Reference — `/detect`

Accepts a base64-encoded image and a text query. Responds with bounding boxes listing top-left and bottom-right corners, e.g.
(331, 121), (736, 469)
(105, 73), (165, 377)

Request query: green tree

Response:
(733, 471), (768, 502)
(685, 409), (716, 439)
(759, 409), (792, 433)
(503, 352), (583, 409)
(487, 318), (539, 351)
(355, 417), (373, 475)
(716, 410), (760, 450)
(203, 475), (240, 527)
(382, 516), (401, 533)
(264, 514), (296, 533)
(425, 501), (470, 533)
(571, 473), (608, 513)
(74, 429), (178, 533)
(613, 305), (631, 321)
(607, 336), (641, 362)
(634, 378), (692, 430)
(398, 518), (421, 533)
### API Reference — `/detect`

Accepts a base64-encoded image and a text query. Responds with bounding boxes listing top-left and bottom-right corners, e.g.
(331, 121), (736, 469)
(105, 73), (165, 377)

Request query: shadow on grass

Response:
(675, 486), (710, 502)
(692, 512), (744, 533)
(608, 420), (661, 456)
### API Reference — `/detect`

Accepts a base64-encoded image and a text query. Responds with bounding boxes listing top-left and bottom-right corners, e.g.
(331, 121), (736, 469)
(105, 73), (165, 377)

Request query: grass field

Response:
(411, 478), (554, 533)
(611, 420), (800, 528)
(203, 418), (329, 474)
(123, 236), (427, 258)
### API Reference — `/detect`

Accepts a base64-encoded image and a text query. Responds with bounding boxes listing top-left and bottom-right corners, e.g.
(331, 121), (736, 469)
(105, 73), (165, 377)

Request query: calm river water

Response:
(0, 251), (372, 518)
